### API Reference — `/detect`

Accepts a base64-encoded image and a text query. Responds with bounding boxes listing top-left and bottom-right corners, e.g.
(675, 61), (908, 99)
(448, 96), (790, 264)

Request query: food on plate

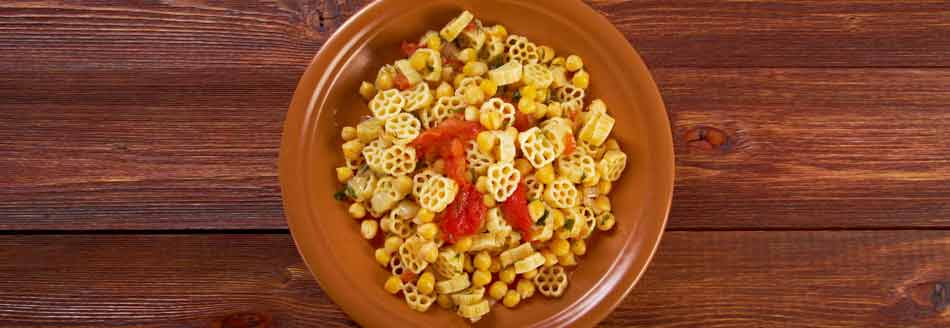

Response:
(333, 10), (627, 323)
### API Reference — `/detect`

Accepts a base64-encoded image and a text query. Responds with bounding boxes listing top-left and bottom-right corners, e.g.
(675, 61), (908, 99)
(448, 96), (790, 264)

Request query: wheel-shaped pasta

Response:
(421, 96), (465, 129)
(454, 77), (484, 97)
(578, 112), (615, 147)
(494, 130), (517, 163)
(370, 177), (407, 217)
(523, 63), (553, 88)
(384, 113), (422, 144)
(486, 162), (521, 202)
(369, 89), (406, 120)
(395, 59), (423, 86)
(544, 178), (578, 209)
(559, 207), (585, 239)
(452, 287), (485, 306)
(577, 206), (597, 239)
(556, 84), (585, 113)
(411, 169), (438, 199)
(440, 10), (473, 42)
(457, 299), (489, 323)
(459, 20), (487, 51)
(514, 252), (545, 274)
(398, 236), (429, 274)
(598, 150), (627, 182)
(435, 249), (464, 279)
(481, 38), (505, 61)
(480, 98), (516, 129)
(465, 140), (495, 174)
(533, 265), (568, 297)
(382, 210), (414, 238)
(557, 152), (598, 185)
(485, 208), (513, 241)
(540, 117), (573, 155)
(524, 176), (544, 201)
(550, 66), (569, 88)
(518, 127), (558, 168)
(505, 35), (540, 65)
(344, 156), (364, 170)
(390, 254), (406, 277)
(575, 139), (606, 160)
(418, 175), (459, 212)
(414, 48), (443, 82)
(403, 280), (437, 312)
(436, 272), (471, 294)
(345, 169), (376, 202)
(488, 60), (522, 86)
(469, 233), (502, 252)
(401, 82), (433, 113)
(362, 138), (389, 173)
(499, 242), (534, 268)
(380, 144), (416, 177)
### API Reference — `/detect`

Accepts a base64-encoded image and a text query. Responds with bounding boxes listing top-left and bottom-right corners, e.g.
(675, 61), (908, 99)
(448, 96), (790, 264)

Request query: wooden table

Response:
(2, 1), (949, 327)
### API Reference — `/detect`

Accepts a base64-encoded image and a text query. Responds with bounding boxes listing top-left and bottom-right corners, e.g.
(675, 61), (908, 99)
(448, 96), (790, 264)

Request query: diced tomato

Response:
(400, 271), (417, 283)
(513, 111), (535, 132)
(465, 22), (477, 32)
(440, 183), (487, 244)
(410, 119), (483, 158)
(500, 180), (533, 241)
(442, 138), (468, 184)
(563, 133), (576, 156)
(401, 40), (420, 57)
(444, 57), (464, 70)
(394, 72), (412, 91)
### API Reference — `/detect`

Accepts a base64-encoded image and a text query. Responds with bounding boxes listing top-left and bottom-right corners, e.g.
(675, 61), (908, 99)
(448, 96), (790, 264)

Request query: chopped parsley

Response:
(535, 209), (549, 226)
(333, 190), (347, 201)
(563, 218), (575, 231)
(512, 90), (522, 103)
(334, 185), (356, 201)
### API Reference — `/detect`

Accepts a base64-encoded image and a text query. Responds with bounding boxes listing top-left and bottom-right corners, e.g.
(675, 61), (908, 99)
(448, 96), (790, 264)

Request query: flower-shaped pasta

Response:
(452, 287), (485, 306)
(440, 10), (473, 42)
(403, 280), (436, 312)
(482, 38), (505, 61)
(544, 178), (578, 209)
(518, 127), (558, 168)
(390, 254), (407, 277)
(399, 236), (429, 274)
(577, 206), (597, 239)
(418, 175), (458, 212)
(435, 249), (463, 279)
(523, 63), (553, 88)
(469, 233), (502, 252)
(395, 59), (423, 86)
(382, 210), (414, 238)
(514, 252), (545, 274)
(465, 140), (494, 174)
(533, 265), (568, 297)
(385, 113), (422, 144)
(579, 112), (615, 147)
(556, 84), (585, 112)
(369, 89), (406, 120)
(346, 169), (376, 202)
(435, 272), (471, 294)
(598, 150), (627, 182)
(411, 169), (438, 199)
(524, 176), (544, 201)
(494, 130), (516, 163)
(421, 96), (465, 129)
(485, 208), (513, 242)
(499, 242), (534, 267)
(505, 35), (540, 65)
(401, 82), (433, 113)
(380, 144), (416, 177)
(486, 162), (521, 202)
(540, 117), (573, 155)
(488, 61), (522, 86)
(370, 177), (407, 217)
(480, 98), (516, 129)
(459, 21), (487, 51)
(458, 299), (490, 323)
(414, 48), (443, 82)
(557, 152), (598, 185)
(454, 77), (484, 97)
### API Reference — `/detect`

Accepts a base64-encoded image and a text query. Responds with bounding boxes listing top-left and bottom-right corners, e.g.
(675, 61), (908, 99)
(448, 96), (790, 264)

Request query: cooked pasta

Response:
(331, 10), (630, 322)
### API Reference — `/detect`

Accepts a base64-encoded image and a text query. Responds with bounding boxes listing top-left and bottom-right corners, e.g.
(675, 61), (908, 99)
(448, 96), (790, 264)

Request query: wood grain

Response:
(0, 232), (946, 327)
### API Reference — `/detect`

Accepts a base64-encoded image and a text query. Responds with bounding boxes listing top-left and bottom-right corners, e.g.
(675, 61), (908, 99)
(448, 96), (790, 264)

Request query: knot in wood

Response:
(684, 126), (731, 152)
(216, 312), (272, 328)
(933, 281), (950, 312)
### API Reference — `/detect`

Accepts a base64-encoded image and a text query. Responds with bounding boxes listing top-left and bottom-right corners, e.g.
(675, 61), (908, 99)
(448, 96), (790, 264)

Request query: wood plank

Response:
(0, 232), (947, 327)
(4, 67), (948, 230)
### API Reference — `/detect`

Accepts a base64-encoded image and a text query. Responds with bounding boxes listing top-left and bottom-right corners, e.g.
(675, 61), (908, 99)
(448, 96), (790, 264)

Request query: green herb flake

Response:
(535, 209), (549, 226)
(333, 189), (347, 201)
(512, 90), (522, 103)
(564, 218), (575, 231)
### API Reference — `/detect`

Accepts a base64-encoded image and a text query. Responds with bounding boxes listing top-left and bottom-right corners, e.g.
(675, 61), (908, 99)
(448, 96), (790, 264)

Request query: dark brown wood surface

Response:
(1, 0), (949, 327)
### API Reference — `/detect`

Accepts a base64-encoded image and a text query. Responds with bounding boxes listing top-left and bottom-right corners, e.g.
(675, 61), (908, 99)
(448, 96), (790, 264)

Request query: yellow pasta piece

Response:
(579, 112), (615, 147)
(556, 84), (585, 113)
(539, 117), (574, 155)
(514, 252), (545, 274)
(401, 82), (433, 113)
(411, 169), (438, 199)
(394, 59), (423, 86)
(436, 272), (471, 294)
(524, 176), (544, 201)
(413, 48), (443, 82)
(485, 208), (513, 242)
(482, 38), (505, 61)
(369, 177), (404, 217)
(576, 206), (597, 239)
(346, 168), (377, 202)
(486, 162), (521, 202)
(458, 20), (486, 52)
(418, 174), (459, 213)
(390, 254), (407, 277)
(369, 89), (406, 120)
(480, 98), (516, 129)
(454, 76), (484, 97)
(523, 63), (553, 88)
(550, 66), (569, 88)
(457, 299), (490, 323)
(440, 10), (474, 42)
(560, 207), (586, 239)
(544, 178), (578, 209)
(598, 150), (627, 182)
(435, 248), (464, 279)
(533, 265), (568, 297)
(488, 60), (523, 86)
(361, 138), (389, 173)
(380, 144), (417, 177)
(421, 96), (466, 129)
(505, 35), (540, 65)
(518, 127), (558, 169)
(469, 233), (502, 252)
(451, 287), (486, 306)
(499, 242), (534, 268)
(384, 113), (422, 144)
(398, 236), (429, 274)
(382, 210), (414, 238)
(403, 280), (437, 312)
(557, 152), (598, 185)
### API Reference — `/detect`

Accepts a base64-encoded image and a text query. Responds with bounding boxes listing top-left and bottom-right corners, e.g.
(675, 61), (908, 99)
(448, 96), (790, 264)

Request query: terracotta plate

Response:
(279, 0), (674, 326)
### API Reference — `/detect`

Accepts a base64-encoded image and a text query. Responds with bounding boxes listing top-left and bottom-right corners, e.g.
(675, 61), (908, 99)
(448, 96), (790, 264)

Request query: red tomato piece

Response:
(500, 181), (533, 241)
(401, 40), (420, 57)
(394, 72), (412, 91)
(410, 119), (483, 158)
(400, 271), (417, 283)
(440, 184), (486, 244)
(442, 138), (468, 184)
(563, 133), (576, 156)
(465, 22), (477, 32)
(513, 111), (535, 132)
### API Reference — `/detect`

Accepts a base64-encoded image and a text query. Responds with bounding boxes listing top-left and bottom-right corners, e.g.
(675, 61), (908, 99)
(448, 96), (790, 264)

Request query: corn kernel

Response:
(597, 180), (612, 195)
(514, 158), (533, 176)
(375, 71), (394, 90)
(356, 119), (383, 143)
(476, 131), (496, 154)
(437, 294), (453, 309)
(518, 97), (536, 115)
(599, 213), (616, 231)
(336, 166), (354, 183)
(410, 51), (429, 71)
(536, 165), (555, 184)
(416, 208), (435, 223)
(458, 48), (477, 63)
(573, 69), (590, 89)
(528, 200), (546, 220)
(532, 102), (548, 120)
(348, 202), (366, 219)
(572, 239), (587, 256)
(565, 55), (584, 72)
(341, 139), (364, 160)
(542, 249), (558, 267)
(463, 61), (488, 77)
(420, 242), (439, 263)
(418, 272), (435, 294)
(358, 81), (377, 100)
(394, 176), (413, 195)
(384, 275), (403, 294)
(605, 138), (620, 151)
(516, 279), (536, 299)
(463, 253), (474, 272)
(374, 248), (390, 266)
(558, 253), (577, 266)
(474, 251), (492, 271)
(436, 82), (454, 98)
(551, 238), (571, 256)
(418, 223), (438, 240)
(464, 105), (479, 121)
(489, 257), (501, 273)
(503, 290), (521, 308)
(480, 79), (498, 97)
(522, 268), (538, 279)
(539, 45), (556, 63)
(472, 269), (492, 287)
(454, 236), (473, 253)
(483, 193), (496, 207)
(426, 34), (442, 50)
(475, 176), (489, 194)
(489, 25), (508, 39)
(520, 85), (537, 101)
(593, 195), (612, 214)
(480, 110), (503, 130)
(500, 267), (516, 284)
(546, 102), (563, 118)
(360, 219), (378, 240)
(551, 208), (565, 228)
(384, 236), (403, 254)
(489, 281), (508, 300)
(551, 57), (565, 67)
(341, 126), (357, 141)
(464, 85), (485, 105)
